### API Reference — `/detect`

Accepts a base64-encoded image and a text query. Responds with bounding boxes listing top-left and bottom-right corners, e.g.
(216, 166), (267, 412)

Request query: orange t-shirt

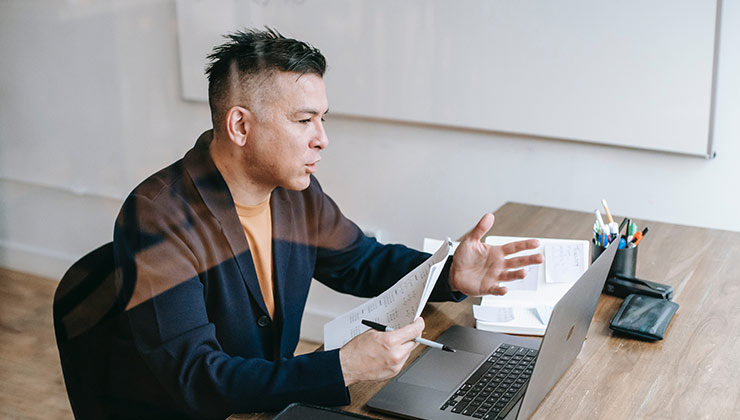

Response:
(234, 197), (274, 318)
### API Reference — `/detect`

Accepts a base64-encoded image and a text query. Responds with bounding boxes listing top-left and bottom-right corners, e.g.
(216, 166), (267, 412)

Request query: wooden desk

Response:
(234, 202), (740, 419)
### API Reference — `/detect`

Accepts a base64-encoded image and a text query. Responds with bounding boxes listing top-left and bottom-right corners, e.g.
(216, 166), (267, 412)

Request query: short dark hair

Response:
(205, 27), (327, 128)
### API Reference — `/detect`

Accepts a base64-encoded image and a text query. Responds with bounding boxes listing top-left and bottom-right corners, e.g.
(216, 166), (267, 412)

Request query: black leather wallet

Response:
(609, 294), (678, 341)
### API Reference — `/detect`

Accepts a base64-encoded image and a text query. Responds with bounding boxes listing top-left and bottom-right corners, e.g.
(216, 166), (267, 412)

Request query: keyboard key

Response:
(462, 406), (478, 416)
(484, 409), (500, 419)
(497, 381), (528, 419)
(466, 362), (493, 385)
(451, 400), (469, 413)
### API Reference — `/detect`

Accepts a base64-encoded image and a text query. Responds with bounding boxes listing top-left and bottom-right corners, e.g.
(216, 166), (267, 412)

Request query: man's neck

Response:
(209, 134), (273, 206)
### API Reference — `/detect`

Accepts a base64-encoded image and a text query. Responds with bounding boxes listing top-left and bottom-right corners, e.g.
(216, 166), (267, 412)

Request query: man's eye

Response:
(299, 119), (310, 124)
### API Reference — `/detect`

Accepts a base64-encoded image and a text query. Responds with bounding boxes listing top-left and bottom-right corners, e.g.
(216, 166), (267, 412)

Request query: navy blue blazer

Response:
(108, 131), (463, 419)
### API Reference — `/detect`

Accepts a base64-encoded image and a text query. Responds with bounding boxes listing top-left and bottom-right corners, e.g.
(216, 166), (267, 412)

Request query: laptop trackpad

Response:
(398, 350), (484, 393)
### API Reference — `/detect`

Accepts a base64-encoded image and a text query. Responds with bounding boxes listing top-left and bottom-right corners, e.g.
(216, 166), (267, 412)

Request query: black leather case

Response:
(609, 294), (678, 341)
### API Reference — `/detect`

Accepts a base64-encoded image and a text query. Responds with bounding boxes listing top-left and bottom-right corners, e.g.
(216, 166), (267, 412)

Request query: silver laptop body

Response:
(367, 237), (619, 420)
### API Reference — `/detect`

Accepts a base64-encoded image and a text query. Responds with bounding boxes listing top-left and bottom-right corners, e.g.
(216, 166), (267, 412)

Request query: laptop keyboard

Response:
(439, 343), (538, 419)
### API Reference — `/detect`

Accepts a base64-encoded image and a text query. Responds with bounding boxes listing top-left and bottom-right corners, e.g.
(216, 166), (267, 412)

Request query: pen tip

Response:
(443, 346), (456, 353)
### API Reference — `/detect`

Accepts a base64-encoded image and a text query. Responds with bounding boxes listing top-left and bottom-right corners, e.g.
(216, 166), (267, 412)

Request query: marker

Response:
(593, 219), (601, 246)
(627, 221), (637, 243)
(595, 209), (606, 229)
(595, 211), (610, 244)
(602, 199), (615, 224)
(632, 227), (649, 246)
(361, 319), (456, 353)
(609, 222), (619, 241)
(618, 238), (627, 249)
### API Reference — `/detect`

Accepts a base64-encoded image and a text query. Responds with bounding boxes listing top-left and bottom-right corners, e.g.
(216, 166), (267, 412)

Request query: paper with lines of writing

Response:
(323, 239), (452, 350)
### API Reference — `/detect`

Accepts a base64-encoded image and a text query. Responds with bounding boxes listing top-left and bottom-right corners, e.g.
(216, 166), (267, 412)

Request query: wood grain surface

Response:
(5, 201), (735, 419)
(235, 202), (740, 419)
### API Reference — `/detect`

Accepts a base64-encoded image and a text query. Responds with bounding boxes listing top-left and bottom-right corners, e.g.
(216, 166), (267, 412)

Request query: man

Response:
(110, 28), (542, 419)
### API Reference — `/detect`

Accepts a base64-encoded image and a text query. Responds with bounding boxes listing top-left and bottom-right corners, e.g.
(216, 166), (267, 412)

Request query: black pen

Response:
(361, 319), (456, 353)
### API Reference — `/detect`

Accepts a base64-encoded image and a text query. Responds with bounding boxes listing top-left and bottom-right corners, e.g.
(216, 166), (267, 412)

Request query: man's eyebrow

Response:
(294, 108), (330, 116)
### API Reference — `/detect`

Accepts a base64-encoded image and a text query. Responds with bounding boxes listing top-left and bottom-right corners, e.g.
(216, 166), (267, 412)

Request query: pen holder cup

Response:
(592, 243), (637, 280)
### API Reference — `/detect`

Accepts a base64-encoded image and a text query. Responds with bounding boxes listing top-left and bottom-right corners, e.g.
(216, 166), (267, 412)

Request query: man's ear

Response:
(225, 106), (252, 147)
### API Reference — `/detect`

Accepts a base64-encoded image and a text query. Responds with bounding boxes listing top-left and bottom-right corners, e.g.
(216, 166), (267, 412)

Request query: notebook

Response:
(366, 235), (619, 420)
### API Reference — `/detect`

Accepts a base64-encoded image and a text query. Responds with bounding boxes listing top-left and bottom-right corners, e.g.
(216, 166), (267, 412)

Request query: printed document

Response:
(323, 239), (452, 350)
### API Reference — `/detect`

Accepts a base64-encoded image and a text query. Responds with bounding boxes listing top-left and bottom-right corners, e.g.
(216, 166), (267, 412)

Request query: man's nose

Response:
(313, 120), (328, 150)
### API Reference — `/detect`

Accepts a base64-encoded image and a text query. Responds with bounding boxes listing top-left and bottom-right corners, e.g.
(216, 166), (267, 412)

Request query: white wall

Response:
(1, 1), (738, 341)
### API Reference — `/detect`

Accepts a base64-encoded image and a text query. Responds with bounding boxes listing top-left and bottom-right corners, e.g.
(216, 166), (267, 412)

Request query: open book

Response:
(478, 236), (589, 335)
(323, 239), (453, 350)
(423, 236), (589, 336)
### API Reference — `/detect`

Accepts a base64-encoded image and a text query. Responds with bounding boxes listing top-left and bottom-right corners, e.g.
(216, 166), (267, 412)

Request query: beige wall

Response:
(1, 0), (738, 340)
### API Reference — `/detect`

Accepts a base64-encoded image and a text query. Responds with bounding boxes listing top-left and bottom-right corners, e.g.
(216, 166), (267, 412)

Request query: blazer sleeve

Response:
(114, 192), (349, 419)
(309, 180), (465, 302)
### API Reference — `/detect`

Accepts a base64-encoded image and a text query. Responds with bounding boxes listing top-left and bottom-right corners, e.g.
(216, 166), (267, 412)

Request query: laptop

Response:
(367, 235), (619, 420)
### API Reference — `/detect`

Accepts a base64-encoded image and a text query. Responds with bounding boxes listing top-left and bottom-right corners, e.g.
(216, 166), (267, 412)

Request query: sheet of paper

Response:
(415, 259), (447, 319)
(423, 237), (460, 254)
(323, 240), (452, 350)
(505, 263), (539, 291)
(473, 305), (515, 323)
(544, 241), (588, 283)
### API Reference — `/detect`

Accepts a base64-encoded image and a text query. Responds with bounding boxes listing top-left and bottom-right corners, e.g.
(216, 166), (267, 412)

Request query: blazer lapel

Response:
(182, 130), (270, 317)
(270, 189), (295, 338)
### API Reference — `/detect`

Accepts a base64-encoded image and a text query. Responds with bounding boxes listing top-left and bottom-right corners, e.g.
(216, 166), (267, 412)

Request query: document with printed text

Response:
(323, 239), (452, 350)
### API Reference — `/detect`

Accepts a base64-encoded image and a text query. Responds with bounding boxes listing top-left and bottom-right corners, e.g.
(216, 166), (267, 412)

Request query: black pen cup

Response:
(592, 242), (637, 279)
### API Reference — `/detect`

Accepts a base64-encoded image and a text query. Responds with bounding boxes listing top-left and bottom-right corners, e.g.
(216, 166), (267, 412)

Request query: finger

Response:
(487, 283), (508, 296)
(504, 254), (544, 269)
(398, 340), (419, 355)
(464, 213), (495, 243)
(500, 239), (540, 255)
(390, 317), (425, 344)
(499, 269), (527, 281)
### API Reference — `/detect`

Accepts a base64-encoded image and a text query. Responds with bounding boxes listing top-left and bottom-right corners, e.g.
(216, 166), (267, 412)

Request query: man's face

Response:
(245, 72), (329, 192)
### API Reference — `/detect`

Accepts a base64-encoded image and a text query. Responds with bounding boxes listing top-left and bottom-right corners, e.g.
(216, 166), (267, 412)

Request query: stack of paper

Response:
(323, 239), (453, 350)
(475, 236), (589, 335)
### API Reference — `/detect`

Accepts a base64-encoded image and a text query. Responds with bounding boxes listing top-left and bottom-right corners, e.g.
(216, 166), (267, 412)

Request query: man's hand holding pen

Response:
(339, 317), (425, 386)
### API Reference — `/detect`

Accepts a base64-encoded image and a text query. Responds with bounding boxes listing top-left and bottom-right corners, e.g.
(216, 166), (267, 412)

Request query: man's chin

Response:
(283, 176), (312, 191)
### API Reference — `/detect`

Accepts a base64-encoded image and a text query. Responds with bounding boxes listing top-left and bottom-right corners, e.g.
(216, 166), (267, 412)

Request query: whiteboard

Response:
(176, 0), (720, 157)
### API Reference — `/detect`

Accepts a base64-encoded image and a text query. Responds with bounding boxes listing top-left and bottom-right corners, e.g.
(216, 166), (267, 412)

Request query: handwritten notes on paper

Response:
(476, 236), (589, 335)
(545, 242), (587, 283)
(483, 236), (589, 287)
(323, 240), (452, 350)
